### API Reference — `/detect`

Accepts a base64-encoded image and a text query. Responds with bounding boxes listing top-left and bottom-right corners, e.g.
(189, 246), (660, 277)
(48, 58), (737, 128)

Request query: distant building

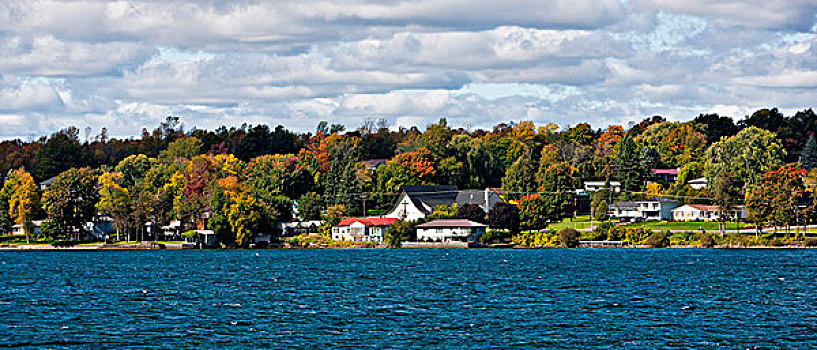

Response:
(384, 185), (504, 221)
(610, 197), (680, 221)
(332, 218), (398, 242)
(39, 176), (57, 191)
(11, 220), (43, 236)
(415, 219), (486, 243)
(583, 181), (621, 193)
(362, 159), (389, 171)
(650, 169), (679, 183)
(688, 177), (708, 189)
(672, 204), (746, 221)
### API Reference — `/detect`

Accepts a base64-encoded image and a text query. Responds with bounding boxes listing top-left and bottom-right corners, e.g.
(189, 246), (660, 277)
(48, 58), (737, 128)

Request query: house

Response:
(39, 176), (57, 191)
(277, 220), (323, 238)
(650, 169), (679, 183)
(332, 218), (398, 242)
(583, 181), (621, 193)
(362, 159), (389, 171)
(455, 188), (504, 213)
(688, 177), (708, 189)
(415, 219), (487, 242)
(672, 204), (747, 221)
(183, 229), (218, 248)
(11, 220), (43, 236)
(610, 197), (680, 221)
(384, 185), (504, 221)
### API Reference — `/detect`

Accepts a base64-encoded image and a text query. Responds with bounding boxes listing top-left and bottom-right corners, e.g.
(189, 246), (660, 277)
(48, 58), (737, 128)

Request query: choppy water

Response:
(1, 249), (817, 349)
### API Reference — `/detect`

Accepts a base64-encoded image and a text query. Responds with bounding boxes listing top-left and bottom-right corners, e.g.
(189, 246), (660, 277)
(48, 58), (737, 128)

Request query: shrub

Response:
(804, 237), (817, 247)
(558, 229), (580, 248)
(644, 231), (669, 248)
(481, 229), (510, 243)
(769, 239), (785, 247)
(624, 227), (649, 244)
(699, 233), (715, 248)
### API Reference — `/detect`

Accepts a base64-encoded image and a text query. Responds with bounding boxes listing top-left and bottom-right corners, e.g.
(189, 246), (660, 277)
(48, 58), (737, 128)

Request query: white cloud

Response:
(0, 1), (816, 138)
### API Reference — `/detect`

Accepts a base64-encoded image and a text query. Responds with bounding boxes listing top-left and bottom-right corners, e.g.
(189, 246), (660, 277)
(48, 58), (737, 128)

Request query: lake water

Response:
(1, 249), (816, 349)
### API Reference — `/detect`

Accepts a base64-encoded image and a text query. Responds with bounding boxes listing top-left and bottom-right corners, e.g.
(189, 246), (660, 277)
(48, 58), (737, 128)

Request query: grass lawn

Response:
(547, 215), (604, 230)
(624, 220), (752, 231)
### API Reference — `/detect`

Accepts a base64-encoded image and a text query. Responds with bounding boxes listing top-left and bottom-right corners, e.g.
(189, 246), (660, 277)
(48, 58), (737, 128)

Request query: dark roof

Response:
(395, 185), (459, 214)
(455, 189), (504, 210)
(610, 201), (639, 210)
(416, 219), (486, 228)
(644, 197), (679, 203)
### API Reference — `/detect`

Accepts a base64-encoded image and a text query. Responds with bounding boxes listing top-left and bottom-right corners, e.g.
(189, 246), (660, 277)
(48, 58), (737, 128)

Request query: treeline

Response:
(1, 107), (817, 243)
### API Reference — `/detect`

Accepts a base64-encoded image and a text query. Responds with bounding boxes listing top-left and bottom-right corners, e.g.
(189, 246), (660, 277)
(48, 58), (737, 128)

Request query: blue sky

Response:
(0, 0), (816, 138)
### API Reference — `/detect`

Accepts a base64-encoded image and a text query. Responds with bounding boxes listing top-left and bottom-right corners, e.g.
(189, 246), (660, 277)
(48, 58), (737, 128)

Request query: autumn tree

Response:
(488, 202), (520, 235)
(6, 169), (39, 243)
(96, 171), (132, 241)
(228, 191), (262, 246)
(746, 165), (806, 235)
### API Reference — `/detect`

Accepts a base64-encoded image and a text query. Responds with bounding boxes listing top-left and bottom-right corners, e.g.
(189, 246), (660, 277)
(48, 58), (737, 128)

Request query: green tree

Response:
(705, 126), (785, 194)
(800, 135), (817, 170)
(616, 132), (643, 192)
(501, 156), (537, 200)
(297, 192), (323, 221)
(41, 167), (99, 240)
(159, 137), (203, 162)
(114, 154), (152, 189)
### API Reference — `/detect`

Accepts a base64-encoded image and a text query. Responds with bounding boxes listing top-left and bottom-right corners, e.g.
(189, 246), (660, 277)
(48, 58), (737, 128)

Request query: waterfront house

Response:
(610, 197), (680, 221)
(384, 185), (504, 221)
(583, 181), (621, 193)
(415, 219), (486, 242)
(11, 220), (43, 236)
(672, 204), (747, 221)
(332, 217), (398, 242)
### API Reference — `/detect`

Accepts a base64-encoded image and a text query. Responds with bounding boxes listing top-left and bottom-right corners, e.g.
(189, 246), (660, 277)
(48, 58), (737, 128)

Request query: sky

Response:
(1, 0), (817, 139)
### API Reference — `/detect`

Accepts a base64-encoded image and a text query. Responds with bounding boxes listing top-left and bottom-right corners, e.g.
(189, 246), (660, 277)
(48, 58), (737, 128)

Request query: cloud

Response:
(0, 1), (817, 138)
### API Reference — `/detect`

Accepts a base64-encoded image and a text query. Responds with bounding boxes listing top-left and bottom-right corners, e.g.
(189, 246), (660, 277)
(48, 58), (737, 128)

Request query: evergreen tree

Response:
(616, 132), (643, 192)
(800, 134), (817, 170)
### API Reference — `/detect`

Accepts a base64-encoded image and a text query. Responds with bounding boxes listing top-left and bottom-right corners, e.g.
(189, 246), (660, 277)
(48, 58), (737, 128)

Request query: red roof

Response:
(338, 218), (399, 226)
(651, 169), (679, 175)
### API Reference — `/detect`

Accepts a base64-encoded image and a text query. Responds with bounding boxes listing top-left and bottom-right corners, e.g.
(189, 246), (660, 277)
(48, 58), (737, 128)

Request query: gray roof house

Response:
(610, 197), (679, 221)
(384, 186), (504, 221)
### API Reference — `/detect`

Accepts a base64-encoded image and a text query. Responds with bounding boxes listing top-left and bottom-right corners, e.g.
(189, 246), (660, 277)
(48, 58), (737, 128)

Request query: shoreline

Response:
(2, 243), (817, 250)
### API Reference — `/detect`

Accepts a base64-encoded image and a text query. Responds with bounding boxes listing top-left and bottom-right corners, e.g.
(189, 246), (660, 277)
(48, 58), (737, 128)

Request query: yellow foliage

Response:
(645, 183), (664, 197)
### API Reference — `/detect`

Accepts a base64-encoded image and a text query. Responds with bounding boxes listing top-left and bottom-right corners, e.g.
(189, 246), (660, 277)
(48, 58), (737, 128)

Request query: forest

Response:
(2, 107), (817, 246)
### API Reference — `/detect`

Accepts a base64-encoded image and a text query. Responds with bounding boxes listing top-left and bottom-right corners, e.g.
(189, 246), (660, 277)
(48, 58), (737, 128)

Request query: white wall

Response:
(417, 227), (484, 242)
(384, 194), (427, 221)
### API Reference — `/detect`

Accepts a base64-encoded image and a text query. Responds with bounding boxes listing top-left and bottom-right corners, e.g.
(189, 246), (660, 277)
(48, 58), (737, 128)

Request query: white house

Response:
(415, 219), (486, 243)
(672, 204), (747, 221)
(11, 220), (43, 236)
(610, 197), (680, 221)
(583, 181), (621, 193)
(384, 185), (504, 221)
(332, 218), (398, 242)
(688, 177), (708, 189)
